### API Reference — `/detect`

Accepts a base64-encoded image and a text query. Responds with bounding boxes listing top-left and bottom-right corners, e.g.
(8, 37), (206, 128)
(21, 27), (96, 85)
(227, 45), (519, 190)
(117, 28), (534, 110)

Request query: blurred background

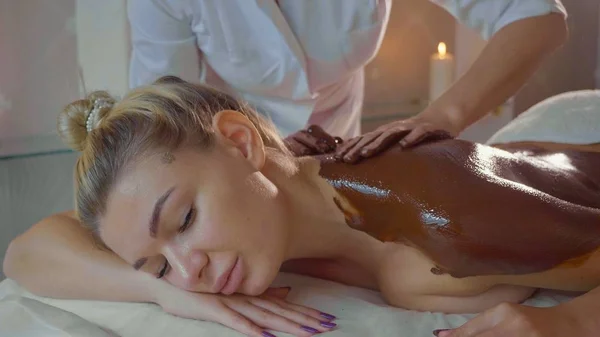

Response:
(0, 0), (599, 278)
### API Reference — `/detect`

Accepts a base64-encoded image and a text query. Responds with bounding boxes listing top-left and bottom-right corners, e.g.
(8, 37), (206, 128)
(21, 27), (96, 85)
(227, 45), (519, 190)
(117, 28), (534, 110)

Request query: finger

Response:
(360, 128), (412, 157)
(269, 297), (334, 323)
(442, 310), (498, 337)
(404, 129), (454, 149)
(293, 130), (335, 153)
(335, 136), (362, 159)
(216, 304), (270, 337)
(250, 297), (334, 333)
(306, 125), (337, 151)
(342, 132), (381, 163)
(285, 138), (315, 157)
(227, 300), (317, 337)
(399, 125), (430, 148)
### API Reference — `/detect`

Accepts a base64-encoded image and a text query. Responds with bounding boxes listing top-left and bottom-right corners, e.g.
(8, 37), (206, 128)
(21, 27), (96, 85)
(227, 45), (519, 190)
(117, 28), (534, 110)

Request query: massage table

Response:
(1, 90), (599, 337)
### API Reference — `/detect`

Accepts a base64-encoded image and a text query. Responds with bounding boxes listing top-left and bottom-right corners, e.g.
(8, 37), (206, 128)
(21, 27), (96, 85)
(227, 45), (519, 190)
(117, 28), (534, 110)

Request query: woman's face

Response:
(99, 112), (289, 296)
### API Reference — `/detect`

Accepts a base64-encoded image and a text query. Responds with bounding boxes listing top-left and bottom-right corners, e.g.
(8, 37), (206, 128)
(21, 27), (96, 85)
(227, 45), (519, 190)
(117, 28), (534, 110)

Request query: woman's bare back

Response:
(314, 138), (600, 295)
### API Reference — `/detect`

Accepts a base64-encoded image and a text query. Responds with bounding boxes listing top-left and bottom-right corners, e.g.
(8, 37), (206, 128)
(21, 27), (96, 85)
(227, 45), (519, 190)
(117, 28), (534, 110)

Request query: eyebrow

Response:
(150, 186), (176, 238)
(133, 257), (147, 271)
(132, 186), (175, 271)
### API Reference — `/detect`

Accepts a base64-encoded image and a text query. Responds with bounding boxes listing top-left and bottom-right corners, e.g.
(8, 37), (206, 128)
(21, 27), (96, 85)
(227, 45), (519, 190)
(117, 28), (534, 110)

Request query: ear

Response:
(212, 110), (266, 170)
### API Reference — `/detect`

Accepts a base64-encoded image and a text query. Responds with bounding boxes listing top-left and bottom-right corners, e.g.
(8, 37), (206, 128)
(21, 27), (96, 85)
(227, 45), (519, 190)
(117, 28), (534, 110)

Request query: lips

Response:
(215, 257), (243, 295)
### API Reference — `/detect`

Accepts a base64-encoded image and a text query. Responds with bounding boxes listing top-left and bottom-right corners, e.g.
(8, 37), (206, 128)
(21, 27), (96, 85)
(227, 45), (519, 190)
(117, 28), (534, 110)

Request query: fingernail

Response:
(320, 321), (337, 328)
(262, 331), (276, 337)
(320, 312), (336, 320)
(433, 329), (451, 336)
(317, 139), (333, 151)
(301, 326), (319, 334)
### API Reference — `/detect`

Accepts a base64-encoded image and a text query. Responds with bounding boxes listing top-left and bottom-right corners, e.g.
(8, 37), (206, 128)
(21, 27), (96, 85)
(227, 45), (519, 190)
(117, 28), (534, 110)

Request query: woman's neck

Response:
(262, 152), (386, 272)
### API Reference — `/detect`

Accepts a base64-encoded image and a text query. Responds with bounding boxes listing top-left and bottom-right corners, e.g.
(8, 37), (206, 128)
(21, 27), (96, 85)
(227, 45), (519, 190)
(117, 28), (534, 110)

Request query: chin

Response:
(242, 279), (270, 296)
(241, 269), (277, 296)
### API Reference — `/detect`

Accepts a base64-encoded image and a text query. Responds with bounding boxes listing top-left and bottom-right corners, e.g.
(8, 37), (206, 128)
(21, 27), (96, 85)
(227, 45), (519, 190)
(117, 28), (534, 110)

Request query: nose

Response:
(164, 246), (208, 289)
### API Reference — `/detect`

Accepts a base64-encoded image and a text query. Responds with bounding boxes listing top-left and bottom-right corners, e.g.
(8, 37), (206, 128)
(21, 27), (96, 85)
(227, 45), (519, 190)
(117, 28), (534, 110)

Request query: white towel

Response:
(487, 90), (600, 145)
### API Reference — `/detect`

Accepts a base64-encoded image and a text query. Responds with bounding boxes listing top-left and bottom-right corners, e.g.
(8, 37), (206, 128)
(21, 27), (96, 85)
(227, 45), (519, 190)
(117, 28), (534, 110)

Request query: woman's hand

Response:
(434, 302), (589, 337)
(335, 113), (456, 164)
(155, 284), (337, 337)
(284, 125), (343, 157)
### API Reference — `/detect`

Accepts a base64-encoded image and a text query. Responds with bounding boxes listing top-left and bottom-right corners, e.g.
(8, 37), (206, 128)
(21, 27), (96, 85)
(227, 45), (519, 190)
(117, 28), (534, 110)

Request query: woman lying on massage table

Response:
(4, 76), (600, 337)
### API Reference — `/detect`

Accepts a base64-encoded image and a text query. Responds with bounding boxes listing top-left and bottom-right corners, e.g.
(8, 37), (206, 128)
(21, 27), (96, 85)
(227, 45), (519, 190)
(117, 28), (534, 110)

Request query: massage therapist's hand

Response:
(435, 302), (590, 337)
(154, 284), (337, 337)
(284, 125), (343, 156)
(335, 109), (457, 164)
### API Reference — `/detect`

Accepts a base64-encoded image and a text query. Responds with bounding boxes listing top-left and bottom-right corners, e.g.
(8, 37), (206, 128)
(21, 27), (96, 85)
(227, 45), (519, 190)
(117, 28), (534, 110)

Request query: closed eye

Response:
(157, 205), (196, 279)
(178, 206), (196, 234)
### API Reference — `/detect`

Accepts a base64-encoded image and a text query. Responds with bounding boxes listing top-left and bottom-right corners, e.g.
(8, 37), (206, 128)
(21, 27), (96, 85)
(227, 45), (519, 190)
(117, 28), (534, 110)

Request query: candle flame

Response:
(438, 42), (447, 57)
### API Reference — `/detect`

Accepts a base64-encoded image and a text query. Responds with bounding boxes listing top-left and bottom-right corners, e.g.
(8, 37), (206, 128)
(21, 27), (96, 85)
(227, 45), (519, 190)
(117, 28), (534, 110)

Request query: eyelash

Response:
(157, 205), (196, 279)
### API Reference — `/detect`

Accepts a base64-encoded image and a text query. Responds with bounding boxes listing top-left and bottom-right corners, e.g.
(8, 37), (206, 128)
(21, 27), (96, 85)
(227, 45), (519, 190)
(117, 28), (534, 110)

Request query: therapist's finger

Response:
(436, 309), (497, 337)
(335, 136), (363, 160)
(403, 128), (454, 148)
(359, 129), (412, 157)
(399, 125), (431, 147)
(306, 125), (338, 151)
(284, 137), (315, 156)
(341, 132), (380, 163)
(293, 130), (334, 153)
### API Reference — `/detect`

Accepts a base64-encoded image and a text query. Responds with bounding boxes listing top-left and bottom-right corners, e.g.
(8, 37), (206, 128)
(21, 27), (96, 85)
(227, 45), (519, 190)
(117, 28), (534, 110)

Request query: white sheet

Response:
(1, 89), (598, 337)
(0, 295), (118, 337)
(0, 274), (575, 337)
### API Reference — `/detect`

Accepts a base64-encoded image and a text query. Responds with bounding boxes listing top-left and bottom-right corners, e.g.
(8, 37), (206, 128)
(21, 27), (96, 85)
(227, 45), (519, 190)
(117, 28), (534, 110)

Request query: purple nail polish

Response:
(301, 326), (319, 334)
(320, 312), (336, 320)
(320, 321), (337, 328)
(262, 331), (276, 337)
(433, 329), (450, 336)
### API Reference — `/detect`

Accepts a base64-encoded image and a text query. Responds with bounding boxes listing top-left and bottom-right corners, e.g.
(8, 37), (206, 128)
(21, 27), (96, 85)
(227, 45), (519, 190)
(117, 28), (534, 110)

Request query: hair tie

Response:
(86, 98), (113, 133)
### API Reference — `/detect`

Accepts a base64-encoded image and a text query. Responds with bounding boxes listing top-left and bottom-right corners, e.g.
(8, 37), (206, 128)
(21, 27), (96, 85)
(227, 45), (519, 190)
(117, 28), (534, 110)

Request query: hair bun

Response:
(57, 91), (115, 151)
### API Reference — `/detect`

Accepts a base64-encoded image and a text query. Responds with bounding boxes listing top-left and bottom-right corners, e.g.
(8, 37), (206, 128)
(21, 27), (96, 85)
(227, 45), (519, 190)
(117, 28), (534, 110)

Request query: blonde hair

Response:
(58, 76), (288, 231)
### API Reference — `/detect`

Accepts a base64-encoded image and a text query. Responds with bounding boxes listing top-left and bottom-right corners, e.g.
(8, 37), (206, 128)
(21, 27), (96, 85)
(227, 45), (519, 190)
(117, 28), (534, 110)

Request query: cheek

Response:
(165, 274), (188, 290)
(189, 205), (249, 250)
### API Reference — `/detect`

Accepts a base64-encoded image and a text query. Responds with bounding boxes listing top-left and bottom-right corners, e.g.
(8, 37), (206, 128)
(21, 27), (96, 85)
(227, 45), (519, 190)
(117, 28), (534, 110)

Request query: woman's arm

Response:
(3, 212), (159, 302)
(3, 213), (340, 337)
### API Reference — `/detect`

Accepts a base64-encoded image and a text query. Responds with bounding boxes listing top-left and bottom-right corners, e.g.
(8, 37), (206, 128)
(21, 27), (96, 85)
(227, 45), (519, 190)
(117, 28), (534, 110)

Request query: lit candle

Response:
(429, 42), (455, 102)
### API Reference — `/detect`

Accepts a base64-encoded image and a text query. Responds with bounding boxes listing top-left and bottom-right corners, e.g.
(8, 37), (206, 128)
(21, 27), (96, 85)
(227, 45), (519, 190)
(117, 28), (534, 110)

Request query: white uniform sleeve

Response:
(127, 0), (200, 88)
(431, 0), (567, 40)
